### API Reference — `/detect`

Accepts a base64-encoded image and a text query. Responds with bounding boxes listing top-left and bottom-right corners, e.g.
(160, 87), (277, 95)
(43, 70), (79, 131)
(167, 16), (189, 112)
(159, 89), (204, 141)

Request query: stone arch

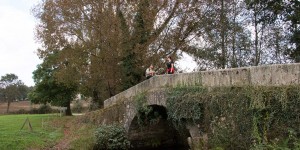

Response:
(127, 104), (190, 149)
(124, 89), (167, 132)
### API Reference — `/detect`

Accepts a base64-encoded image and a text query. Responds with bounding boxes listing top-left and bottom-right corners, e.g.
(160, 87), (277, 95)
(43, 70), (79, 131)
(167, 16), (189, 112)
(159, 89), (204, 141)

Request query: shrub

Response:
(36, 104), (53, 114)
(13, 109), (27, 114)
(9, 104), (56, 114)
(72, 100), (83, 113)
(94, 124), (130, 150)
(89, 102), (100, 111)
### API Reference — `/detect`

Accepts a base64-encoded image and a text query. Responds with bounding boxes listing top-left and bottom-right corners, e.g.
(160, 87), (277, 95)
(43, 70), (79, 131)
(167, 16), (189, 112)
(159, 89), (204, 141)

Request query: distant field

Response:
(0, 101), (40, 114)
(0, 114), (63, 150)
(0, 100), (90, 114)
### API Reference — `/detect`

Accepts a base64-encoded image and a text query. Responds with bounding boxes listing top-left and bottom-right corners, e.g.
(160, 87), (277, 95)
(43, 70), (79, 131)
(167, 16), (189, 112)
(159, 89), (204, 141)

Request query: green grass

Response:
(0, 114), (63, 150)
(69, 123), (97, 150)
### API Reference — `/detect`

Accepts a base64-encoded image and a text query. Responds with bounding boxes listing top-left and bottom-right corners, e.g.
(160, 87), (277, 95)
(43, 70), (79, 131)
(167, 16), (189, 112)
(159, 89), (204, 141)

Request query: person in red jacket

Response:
(166, 56), (175, 74)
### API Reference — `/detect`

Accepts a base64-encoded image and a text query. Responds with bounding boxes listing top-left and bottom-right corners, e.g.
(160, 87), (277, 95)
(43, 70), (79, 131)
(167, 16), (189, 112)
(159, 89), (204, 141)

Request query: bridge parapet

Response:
(104, 63), (300, 108)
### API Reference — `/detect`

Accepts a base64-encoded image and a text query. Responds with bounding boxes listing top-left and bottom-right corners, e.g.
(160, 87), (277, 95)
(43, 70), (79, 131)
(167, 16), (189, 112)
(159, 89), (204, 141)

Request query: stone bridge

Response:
(100, 63), (300, 149)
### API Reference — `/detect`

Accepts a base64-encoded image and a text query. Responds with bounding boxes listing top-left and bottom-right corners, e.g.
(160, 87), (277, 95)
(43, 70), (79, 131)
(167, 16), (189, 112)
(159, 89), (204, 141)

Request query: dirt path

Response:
(46, 118), (76, 150)
(51, 126), (71, 149)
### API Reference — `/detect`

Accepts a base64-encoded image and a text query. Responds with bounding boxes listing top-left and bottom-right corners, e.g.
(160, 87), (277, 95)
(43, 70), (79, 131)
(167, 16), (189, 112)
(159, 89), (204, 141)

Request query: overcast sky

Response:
(0, 0), (197, 87)
(0, 0), (41, 86)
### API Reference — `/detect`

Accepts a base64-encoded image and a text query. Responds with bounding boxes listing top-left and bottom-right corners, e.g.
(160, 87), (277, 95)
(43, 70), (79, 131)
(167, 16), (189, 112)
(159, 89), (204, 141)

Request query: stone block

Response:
(271, 64), (299, 85)
(230, 67), (250, 86)
(147, 76), (156, 89)
(123, 88), (133, 99)
(202, 70), (231, 87)
(171, 73), (184, 87)
(185, 72), (202, 86)
(153, 75), (169, 87)
(250, 64), (300, 86)
(218, 70), (231, 86)
(146, 89), (167, 106)
(201, 71), (218, 86)
(250, 65), (272, 86)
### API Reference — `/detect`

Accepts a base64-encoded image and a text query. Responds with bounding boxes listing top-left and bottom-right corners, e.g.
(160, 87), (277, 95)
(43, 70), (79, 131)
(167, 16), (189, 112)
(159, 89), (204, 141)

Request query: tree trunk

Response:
(93, 89), (103, 108)
(274, 27), (281, 63)
(254, 9), (260, 66)
(292, 24), (300, 62)
(220, 0), (226, 69)
(107, 81), (114, 97)
(231, 1), (238, 68)
(65, 100), (72, 116)
(6, 100), (10, 113)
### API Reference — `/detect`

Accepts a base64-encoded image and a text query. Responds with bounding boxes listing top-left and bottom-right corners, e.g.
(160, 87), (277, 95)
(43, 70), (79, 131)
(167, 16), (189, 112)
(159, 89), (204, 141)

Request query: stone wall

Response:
(104, 63), (300, 108)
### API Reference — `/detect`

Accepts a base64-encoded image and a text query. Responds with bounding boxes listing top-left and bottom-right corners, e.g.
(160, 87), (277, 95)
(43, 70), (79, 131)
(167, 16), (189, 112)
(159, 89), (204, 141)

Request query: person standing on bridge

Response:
(166, 56), (175, 74)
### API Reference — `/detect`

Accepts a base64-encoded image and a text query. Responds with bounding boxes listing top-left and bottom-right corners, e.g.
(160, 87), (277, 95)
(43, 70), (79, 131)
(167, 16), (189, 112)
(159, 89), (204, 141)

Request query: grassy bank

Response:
(0, 114), (63, 150)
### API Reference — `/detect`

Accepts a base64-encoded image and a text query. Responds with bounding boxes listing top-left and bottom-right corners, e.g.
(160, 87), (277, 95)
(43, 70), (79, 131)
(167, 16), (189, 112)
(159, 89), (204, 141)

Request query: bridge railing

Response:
(104, 63), (300, 108)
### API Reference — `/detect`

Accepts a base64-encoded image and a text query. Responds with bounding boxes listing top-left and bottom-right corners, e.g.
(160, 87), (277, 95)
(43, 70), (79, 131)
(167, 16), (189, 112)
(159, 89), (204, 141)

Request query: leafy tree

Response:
(186, 0), (253, 69)
(0, 88), (3, 103)
(283, 1), (300, 62)
(28, 54), (77, 116)
(17, 84), (30, 100)
(228, 0), (253, 67)
(245, 0), (267, 66)
(0, 74), (24, 113)
(245, 0), (299, 62)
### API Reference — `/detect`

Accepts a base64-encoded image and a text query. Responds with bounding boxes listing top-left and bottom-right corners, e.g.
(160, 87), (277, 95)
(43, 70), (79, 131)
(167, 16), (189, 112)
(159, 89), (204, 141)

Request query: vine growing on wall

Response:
(133, 92), (163, 127)
(166, 85), (300, 149)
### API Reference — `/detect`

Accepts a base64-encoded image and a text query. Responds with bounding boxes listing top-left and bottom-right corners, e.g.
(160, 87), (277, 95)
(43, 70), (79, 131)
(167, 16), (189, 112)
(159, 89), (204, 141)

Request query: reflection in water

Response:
(128, 105), (190, 150)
